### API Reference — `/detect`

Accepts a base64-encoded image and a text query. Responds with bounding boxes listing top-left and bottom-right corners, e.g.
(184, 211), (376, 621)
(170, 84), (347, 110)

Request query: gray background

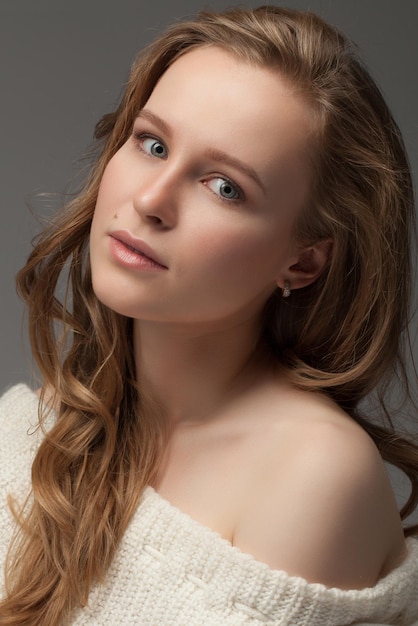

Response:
(1, 1), (417, 515)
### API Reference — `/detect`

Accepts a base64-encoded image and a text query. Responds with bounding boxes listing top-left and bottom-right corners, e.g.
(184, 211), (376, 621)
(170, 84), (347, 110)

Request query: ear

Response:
(277, 239), (333, 291)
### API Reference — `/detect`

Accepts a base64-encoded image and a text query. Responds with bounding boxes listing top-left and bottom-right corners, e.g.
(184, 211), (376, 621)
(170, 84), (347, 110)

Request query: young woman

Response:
(1, 5), (417, 625)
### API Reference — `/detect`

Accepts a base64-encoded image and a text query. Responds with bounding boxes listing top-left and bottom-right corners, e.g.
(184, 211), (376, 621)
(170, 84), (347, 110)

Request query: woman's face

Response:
(90, 46), (314, 328)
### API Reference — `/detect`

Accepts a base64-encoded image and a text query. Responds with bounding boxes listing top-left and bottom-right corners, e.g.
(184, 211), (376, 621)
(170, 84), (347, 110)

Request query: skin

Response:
(89, 46), (406, 589)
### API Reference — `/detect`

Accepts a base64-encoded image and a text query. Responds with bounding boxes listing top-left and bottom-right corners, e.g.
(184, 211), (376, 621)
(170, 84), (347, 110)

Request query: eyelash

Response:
(132, 131), (167, 159)
(203, 177), (243, 205)
(131, 130), (244, 205)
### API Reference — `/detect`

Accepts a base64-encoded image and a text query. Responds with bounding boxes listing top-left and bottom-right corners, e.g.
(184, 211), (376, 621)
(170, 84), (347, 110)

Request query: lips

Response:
(109, 230), (168, 269)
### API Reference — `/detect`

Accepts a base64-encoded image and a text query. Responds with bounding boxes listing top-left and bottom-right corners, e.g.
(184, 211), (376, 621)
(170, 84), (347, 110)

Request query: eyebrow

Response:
(136, 108), (266, 194)
(137, 108), (172, 136)
(203, 148), (265, 194)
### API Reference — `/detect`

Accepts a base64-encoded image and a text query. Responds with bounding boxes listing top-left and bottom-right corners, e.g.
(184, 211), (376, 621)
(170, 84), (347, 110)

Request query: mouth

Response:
(109, 230), (168, 270)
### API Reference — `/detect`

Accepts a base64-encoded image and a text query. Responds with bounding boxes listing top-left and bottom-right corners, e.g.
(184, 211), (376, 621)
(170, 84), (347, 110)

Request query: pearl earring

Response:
(282, 280), (291, 298)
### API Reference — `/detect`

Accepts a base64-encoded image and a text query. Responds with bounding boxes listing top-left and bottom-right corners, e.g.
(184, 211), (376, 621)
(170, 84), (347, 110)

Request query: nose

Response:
(132, 166), (179, 229)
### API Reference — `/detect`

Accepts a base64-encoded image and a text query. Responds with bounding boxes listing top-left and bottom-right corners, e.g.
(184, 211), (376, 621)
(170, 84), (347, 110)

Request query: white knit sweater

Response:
(1, 384), (418, 625)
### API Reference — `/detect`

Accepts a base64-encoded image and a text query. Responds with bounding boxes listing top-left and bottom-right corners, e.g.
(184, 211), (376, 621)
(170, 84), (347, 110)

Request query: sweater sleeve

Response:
(0, 384), (41, 597)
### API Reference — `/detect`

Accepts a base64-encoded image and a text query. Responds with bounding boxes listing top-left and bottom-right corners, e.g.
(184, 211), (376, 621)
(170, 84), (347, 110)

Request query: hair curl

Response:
(1, 5), (417, 624)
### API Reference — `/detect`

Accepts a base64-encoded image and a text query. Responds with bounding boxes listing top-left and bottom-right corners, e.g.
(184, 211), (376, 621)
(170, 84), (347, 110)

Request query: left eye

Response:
(207, 177), (241, 201)
(141, 137), (167, 159)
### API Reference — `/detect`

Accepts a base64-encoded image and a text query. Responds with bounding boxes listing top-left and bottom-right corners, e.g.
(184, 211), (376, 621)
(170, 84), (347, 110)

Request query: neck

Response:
(134, 316), (266, 425)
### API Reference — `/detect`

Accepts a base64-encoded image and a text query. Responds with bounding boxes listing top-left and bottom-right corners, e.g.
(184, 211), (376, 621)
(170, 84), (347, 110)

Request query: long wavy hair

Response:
(1, 5), (417, 624)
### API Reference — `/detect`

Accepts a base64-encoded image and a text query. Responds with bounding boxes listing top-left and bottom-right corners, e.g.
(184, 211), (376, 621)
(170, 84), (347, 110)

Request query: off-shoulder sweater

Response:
(1, 384), (418, 625)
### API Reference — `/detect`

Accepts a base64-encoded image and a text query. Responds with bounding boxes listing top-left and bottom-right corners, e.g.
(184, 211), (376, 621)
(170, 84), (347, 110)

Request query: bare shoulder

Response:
(233, 386), (406, 589)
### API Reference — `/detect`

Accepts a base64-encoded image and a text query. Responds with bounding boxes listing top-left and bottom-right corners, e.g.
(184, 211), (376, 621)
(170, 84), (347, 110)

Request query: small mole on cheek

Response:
(113, 213), (118, 219)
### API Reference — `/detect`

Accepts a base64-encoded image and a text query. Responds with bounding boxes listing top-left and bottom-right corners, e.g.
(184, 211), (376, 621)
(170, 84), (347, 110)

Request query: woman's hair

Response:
(1, 5), (417, 624)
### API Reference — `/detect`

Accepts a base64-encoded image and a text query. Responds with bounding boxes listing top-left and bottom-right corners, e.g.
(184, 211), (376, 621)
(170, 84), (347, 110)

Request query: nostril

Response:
(146, 215), (163, 225)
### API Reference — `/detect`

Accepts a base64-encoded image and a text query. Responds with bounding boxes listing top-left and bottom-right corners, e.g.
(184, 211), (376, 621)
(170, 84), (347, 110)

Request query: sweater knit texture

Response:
(1, 384), (418, 625)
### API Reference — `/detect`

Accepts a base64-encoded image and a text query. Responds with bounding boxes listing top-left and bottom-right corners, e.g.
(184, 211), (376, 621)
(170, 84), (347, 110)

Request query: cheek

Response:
(94, 144), (135, 214)
(172, 225), (284, 321)
(94, 160), (122, 214)
(183, 219), (287, 287)
(90, 163), (121, 277)
(90, 155), (129, 246)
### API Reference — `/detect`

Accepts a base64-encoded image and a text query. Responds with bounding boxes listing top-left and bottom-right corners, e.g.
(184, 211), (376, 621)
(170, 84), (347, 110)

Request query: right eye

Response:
(134, 133), (168, 159)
